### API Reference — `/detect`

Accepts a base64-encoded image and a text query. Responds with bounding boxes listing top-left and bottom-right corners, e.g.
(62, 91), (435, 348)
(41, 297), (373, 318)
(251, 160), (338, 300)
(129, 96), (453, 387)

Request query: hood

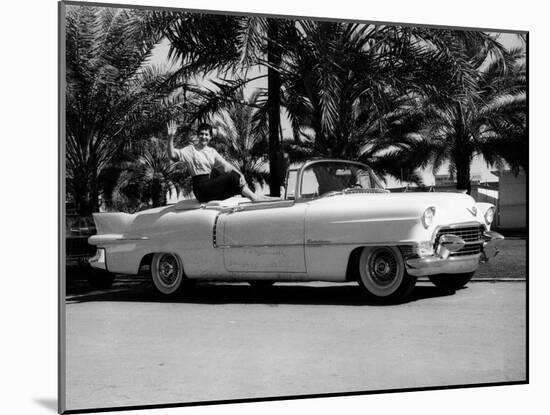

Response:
(308, 191), (483, 226)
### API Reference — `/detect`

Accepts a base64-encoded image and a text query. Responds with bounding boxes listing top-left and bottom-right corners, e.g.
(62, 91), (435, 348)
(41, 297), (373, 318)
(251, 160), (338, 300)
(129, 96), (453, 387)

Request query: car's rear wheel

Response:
(429, 272), (475, 291)
(151, 252), (186, 296)
(358, 246), (416, 302)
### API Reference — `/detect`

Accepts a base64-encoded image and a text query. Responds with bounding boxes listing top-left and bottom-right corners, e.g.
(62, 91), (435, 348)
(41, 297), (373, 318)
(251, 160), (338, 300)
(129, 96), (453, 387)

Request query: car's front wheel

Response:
(429, 272), (475, 291)
(358, 246), (417, 302)
(151, 252), (186, 296)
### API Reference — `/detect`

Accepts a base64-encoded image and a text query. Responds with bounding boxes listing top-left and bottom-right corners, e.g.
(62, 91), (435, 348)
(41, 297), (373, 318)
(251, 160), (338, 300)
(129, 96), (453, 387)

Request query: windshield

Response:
(299, 161), (385, 199)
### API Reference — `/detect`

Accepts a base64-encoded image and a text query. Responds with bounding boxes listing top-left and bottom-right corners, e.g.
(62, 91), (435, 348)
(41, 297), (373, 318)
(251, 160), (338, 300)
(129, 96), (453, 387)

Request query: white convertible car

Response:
(88, 159), (503, 302)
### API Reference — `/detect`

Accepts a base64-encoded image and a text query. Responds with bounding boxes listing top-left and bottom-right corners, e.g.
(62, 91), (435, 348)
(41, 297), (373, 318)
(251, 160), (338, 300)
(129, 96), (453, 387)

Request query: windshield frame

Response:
(292, 159), (384, 201)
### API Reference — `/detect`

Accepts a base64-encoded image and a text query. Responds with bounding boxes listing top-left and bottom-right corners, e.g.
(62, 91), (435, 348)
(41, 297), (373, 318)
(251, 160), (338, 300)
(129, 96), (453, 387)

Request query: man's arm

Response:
(166, 121), (179, 162)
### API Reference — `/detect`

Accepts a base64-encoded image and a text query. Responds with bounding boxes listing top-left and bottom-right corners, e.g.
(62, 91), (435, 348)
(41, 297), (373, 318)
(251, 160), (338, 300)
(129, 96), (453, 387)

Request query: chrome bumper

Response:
(88, 248), (107, 270)
(405, 231), (504, 277)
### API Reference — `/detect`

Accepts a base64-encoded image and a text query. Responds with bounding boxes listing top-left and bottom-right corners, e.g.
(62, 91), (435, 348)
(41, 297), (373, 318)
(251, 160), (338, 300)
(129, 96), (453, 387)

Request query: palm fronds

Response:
(65, 5), (188, 214)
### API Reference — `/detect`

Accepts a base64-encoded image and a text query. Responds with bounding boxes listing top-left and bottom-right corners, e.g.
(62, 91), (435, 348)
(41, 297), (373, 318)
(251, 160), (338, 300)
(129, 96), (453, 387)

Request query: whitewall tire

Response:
(358, 246), (416, 302)
(151, 252), (185, 296)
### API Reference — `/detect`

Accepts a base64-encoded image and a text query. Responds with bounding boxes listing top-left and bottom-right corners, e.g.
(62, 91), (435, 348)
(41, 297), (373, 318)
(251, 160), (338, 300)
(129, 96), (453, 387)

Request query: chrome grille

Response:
(450, 244), (483, 257)
(436, 225), (484, 257)
(436, 225), (483, 243)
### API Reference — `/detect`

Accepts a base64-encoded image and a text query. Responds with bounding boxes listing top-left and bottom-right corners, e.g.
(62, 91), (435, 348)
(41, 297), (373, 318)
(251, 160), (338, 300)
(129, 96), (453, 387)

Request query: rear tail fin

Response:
(92, 212), (135, 235)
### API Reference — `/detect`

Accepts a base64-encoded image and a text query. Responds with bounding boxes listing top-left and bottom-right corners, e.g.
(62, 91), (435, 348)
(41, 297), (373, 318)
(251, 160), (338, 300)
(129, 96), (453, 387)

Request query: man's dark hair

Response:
(197, 123), (213, 135)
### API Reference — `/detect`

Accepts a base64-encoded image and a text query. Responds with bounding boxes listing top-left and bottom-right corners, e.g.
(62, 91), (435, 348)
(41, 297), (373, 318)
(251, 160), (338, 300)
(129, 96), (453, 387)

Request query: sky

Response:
(148, 28), (525, 188)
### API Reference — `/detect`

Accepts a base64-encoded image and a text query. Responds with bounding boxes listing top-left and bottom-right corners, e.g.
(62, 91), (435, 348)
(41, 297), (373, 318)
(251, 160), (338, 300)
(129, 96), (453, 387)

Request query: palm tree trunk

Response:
(76, 166), (97, 216)
(73, 175), (92, 216)
(151, 178), (164, 207)
(455, 160), (471, 194)
(90, 155), (101, 214)
(453, 103), (472, 194)
(267, 19), (282, 197)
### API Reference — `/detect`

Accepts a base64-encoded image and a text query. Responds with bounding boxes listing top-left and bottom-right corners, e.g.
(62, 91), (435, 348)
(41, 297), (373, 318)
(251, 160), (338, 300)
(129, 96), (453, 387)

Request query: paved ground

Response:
(63, 281), (526, 412)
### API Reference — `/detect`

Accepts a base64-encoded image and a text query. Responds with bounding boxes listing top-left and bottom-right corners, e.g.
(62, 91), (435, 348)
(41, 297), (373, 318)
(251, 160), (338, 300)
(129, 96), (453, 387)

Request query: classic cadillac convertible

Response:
(88, 159), (503, 302)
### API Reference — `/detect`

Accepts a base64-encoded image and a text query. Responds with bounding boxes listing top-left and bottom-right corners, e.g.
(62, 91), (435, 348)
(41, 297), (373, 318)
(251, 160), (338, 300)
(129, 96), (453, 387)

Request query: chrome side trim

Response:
(218, 240), (425, 249)
(217, 243), (304, 249)
(330, 217), (418, 224)
(88, 234), (148, 245)
(304, 240), (425, 247)
(212, 213), (221, 248)
(229, 200), (295, 213)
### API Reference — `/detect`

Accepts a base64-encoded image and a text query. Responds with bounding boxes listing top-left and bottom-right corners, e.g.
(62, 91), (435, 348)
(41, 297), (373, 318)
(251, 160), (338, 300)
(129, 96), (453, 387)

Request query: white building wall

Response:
(497, 170), (527, 229)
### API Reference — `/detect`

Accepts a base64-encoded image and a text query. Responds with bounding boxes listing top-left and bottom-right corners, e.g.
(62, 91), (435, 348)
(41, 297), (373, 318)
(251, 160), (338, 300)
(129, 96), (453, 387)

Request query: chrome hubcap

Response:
(368, 250), (398, 286)
(158, 254), (179, 286)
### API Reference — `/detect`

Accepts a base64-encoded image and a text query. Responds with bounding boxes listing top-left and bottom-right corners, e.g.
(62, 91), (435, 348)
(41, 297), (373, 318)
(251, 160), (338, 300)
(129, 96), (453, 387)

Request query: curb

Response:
(471, 278), (526, 282)
(418, 277), (525, 282)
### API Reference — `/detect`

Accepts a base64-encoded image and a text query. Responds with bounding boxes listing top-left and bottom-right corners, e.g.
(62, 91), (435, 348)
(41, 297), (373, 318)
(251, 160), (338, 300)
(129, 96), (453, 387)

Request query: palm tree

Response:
(112, 137), (191, 212)
(208, 89), (270, 191)
(375, 33), (527, 193)
(156, 18), (431, 181)
(65, 5), (184, 214)
(150, 12), (300, 196)
(151, 12), (527, 195)
(281, 26), (526, 192)
(155, 16), (436, 189)
(278, 23), (442, 166)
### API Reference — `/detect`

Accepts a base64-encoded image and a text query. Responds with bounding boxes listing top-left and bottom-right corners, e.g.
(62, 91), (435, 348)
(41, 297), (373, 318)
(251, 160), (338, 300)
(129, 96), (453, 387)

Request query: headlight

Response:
(422, 207), (436, 228)
(484, 207), (495, 225)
